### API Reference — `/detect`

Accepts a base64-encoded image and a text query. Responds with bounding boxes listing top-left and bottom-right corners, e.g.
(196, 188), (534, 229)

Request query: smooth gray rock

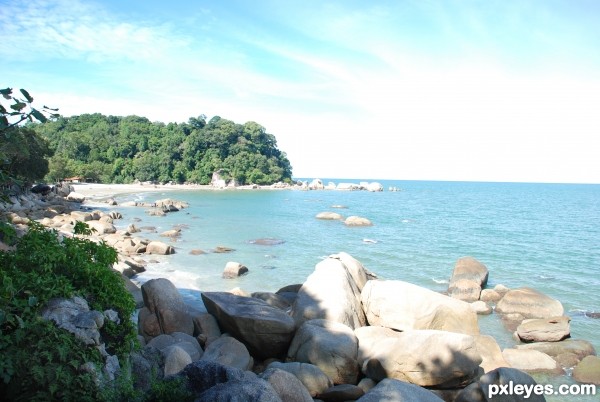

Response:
(200, 336), (253, 371)
(266, 361), (332, 397)
(196, 378), (282, 402)
(291, 256), (366, 329)
(455, 367), (546, 402)
(496, 288), (563, 319)
(140, 278), (193, 339)
(361, 329), (482, 388)
(361, 280), (479, 335)
(356, 378), (443, 402)
(260, 367), (313, 402)
(318, 384), (365, 401)
(182, 360), (256, 394)
(288, 319), (359, 385)
(448, 256), (489, 302)
(516, 316), (571, 342)
(201, 292), (295, 359)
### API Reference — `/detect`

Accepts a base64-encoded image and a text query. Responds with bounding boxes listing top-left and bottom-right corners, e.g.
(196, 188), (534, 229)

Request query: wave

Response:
(432, 277), (449, 284)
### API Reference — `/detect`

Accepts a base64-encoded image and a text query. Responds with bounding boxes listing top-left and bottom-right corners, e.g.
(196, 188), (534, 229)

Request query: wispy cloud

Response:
(0, 0), (188, 62)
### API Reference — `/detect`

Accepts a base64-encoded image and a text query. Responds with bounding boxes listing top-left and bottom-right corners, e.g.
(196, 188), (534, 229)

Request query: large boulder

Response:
(516, 316), (571, 342)
(200, 335), (253, 371)
(361, 329), (482, 388)
(496, 288), (564, 319)
(448, 257), (489, 302)
(354, 326), (403, 366)
(515, 339), (596, 362)
(41, 296), (104, 346)
(259, 368), (313, 402)
(195, 378), (282, 402)
(266, 362), (332, 397)
(139, 278), (193, 340)
(474, 335), (510, 373)
(287, 319), (359, 385)
(502, 349), (563, 374)
(361, 280), (479, 335)
(291, 256), (366, 329)
(573, 356), (600, 385)
(356, 378), (443, 402)
(181, 360), (258, 394)
(455, 367), (546, 402)
(201, 292), (295, 359)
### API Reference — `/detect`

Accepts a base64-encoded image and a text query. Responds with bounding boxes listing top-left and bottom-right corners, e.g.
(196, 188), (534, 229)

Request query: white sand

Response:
(71, 183), (211, 200)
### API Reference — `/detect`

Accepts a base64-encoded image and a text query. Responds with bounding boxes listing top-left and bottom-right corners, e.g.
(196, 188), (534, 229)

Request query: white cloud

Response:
(3, 0), (600, 183)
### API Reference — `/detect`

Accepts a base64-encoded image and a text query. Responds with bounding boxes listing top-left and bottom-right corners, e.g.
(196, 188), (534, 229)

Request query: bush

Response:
(0, 222), (137, 400)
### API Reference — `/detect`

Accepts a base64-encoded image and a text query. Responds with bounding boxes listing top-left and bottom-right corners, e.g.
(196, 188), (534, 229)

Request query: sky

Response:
(1, 0), (600, 183)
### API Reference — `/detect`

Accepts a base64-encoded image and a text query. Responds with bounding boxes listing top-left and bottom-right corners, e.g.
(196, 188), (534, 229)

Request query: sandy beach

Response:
(71, 182), (218, 201)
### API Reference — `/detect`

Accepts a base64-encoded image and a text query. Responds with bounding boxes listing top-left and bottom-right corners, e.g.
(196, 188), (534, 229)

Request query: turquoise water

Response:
(112, 180), (599, 399)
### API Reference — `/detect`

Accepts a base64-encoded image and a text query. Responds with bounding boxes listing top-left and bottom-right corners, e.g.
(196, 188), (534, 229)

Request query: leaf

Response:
(31, 109), (48, 123)
(19, 89), (33, 103)
(0, 88), (12, 99)
(0, 116), (8, 129)
(43, 105), (59, 111)
(28, 296), (37, 307)
(9, 102), (26, 112)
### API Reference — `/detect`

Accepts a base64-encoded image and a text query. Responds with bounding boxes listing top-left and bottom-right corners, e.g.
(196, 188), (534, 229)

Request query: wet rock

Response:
(502, 348), (563, 374)
(344, 216), (372, 226)
(222, 261), (249, 279)
(573, 356), (600, 385)
(146, 240), (175, 255)
(315, 212), (344, 220)
(448, 257), (489, 302)
(248, 238), (285, 246)
(516, 316), (571, 342)
(496, 287), (563, 319)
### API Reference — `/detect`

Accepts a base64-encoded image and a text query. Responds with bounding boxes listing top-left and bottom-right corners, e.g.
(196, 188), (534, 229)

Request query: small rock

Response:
(344, 216), (372, 226)
(222, 261), (249, 279)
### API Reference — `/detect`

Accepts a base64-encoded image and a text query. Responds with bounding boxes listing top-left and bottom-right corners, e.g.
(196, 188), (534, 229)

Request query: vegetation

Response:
(1, 88), (58, 196)
(35, 113), (293, 185)
(0, 222), (136, 400)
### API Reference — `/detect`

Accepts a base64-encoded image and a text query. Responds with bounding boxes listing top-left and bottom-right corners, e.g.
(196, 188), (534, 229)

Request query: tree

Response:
(1, 88), (58, 197)
(0, 88), (59, 133)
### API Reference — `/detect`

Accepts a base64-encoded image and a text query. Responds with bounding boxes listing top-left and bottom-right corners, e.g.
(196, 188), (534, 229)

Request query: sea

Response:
(106, 179), (599, 400)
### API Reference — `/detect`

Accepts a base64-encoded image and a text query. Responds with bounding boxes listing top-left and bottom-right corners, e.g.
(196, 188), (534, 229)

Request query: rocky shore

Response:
(1, 186), (598, 401)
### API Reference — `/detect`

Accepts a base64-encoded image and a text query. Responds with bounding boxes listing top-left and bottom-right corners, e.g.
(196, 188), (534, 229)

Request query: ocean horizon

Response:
(109, 179), (599, 401)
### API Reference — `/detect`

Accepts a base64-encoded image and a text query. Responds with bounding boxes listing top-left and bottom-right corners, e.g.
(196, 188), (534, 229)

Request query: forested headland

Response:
(2, 113), (292, 185)
(27, 113), (292, 185)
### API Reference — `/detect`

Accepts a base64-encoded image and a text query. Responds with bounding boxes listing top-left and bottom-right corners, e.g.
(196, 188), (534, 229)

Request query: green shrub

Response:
(0, 222), (137, 400)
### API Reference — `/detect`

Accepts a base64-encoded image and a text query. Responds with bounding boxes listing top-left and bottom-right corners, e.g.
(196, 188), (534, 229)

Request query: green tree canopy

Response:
(36, 113), (292, 185)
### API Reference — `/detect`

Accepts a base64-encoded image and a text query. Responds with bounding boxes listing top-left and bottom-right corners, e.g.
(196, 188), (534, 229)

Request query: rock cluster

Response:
(128, 252), (599, 401)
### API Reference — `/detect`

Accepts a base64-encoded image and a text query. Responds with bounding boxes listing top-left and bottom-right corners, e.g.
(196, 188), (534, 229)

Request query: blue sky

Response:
(2, 0), (599, 183)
